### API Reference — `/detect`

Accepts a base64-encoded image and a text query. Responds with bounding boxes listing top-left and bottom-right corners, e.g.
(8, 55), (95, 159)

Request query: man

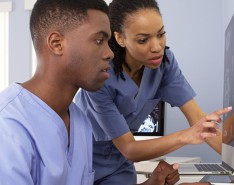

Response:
(0, 0), (212, 184)
(0, 0), (179, 184)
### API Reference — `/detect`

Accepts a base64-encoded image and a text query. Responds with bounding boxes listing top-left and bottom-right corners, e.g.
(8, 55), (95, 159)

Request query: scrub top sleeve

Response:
(0, 120), (34, 185)
(160, 50), (196, 107)
(86, 86), (130, 141)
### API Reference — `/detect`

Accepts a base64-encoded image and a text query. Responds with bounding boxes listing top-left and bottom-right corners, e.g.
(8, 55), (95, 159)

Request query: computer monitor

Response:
(223, 14), (234, 118)
(222, 14), (234, 166)
(133, 101), (165, 140)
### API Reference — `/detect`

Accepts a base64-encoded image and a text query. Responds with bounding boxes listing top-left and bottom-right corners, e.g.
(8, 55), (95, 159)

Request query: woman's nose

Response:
(150, 38), (162, 53)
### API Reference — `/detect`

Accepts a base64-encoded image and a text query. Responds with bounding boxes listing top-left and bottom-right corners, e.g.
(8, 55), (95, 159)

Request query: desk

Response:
(135, 156), (202, 184)
(176, 175), (204, 184)
(137, 175), (234, 184)
(137, 174), (204, 184)
(135, 156), (201, 175)
(136, 157), (234, 184)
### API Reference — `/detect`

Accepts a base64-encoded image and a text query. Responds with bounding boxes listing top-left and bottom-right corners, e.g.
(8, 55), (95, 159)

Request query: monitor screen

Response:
(222, 14), (234, 168)
(223, 14), (234, 124)
(133, 101), (165, 138)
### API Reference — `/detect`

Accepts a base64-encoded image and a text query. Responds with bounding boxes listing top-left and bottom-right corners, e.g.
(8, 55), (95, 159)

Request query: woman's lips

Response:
(149, 55), (163, 65)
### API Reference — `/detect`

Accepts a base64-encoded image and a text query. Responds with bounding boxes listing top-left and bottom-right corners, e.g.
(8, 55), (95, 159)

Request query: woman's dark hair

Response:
(109, 0), (168, 80)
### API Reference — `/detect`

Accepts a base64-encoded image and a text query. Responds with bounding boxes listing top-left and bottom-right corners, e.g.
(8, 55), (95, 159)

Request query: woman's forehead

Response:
(123, 9), (161, 27)
(122, 9), (163, 34)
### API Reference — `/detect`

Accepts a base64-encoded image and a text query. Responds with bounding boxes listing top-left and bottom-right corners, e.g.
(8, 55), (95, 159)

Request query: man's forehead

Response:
(79, 10), (111, 36)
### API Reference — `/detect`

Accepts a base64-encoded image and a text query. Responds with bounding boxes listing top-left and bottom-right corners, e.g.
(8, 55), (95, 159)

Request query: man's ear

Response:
(47, 31), (64, 55)
(114, 31), (125, 47)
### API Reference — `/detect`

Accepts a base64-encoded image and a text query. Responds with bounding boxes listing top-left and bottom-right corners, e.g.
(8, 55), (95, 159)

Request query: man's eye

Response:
(96, 38), (104, 45)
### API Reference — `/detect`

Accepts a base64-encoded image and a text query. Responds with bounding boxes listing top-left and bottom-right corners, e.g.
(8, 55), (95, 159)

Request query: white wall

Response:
(0, 0), (32, 84)
(2, 0), (234, 162)
(222, 0), (234, 31)
(156, 0), (222, 162)
(158, 0), (234, 162)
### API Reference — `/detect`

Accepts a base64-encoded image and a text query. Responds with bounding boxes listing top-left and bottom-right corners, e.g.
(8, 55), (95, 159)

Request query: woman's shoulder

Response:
(165, 47), (175, 61)
(163, 47), (179, 69)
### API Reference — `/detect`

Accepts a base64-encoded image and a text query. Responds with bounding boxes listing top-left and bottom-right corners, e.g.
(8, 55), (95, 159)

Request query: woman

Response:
(74, 0), (231, 184)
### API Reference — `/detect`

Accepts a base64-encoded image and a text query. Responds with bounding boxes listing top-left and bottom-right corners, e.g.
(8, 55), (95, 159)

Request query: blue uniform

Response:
(75, 48), (196, 184)
(0, 83), (94, 185)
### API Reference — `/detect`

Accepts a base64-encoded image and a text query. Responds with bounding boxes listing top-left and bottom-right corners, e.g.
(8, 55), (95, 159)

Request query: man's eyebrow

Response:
(136, 26), (165, 37)
(97, 31), (110, 38)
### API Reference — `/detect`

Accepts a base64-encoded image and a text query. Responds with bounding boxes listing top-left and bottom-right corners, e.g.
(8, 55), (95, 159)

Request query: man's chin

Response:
(85, 84), (104, 92)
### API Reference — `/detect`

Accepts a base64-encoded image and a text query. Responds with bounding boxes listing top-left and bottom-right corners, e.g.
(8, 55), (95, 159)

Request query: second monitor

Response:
(133, 101), (165, 140)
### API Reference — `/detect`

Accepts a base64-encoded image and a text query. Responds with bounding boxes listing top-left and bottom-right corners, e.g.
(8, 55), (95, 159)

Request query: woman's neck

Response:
(123, 65), (144, 86)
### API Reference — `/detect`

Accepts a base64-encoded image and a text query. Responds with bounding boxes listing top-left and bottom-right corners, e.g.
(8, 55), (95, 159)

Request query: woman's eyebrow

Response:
(136, 26), (165, 37)
(158, 25), (165, 32)
(136, 33), (150, 37)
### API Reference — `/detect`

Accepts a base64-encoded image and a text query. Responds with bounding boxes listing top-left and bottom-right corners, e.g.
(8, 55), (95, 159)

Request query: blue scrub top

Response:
(75, 48), (196, 183)
(75, 48), (196, 141)
(0, 83), (94, 185)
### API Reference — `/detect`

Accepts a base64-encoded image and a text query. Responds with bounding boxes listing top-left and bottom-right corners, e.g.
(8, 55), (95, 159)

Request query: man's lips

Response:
(101, 66), (110, 72)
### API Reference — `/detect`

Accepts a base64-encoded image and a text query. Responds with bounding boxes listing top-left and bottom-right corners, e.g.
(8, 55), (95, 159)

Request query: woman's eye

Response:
(158, 31), (166, 38)
(137, 38), (147, 44)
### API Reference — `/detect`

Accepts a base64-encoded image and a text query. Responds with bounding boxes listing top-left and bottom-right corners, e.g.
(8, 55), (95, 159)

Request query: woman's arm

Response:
(112, 106), (230, 162)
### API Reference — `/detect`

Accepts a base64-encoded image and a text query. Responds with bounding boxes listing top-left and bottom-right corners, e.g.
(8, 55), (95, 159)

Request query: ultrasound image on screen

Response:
(138, 106), (160, 133)
(134, 101), (165, 136)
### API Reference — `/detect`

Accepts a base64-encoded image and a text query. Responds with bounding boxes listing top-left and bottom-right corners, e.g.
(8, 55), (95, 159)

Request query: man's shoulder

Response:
(0, 84), (34, 140)
(0, 84), (22, 111)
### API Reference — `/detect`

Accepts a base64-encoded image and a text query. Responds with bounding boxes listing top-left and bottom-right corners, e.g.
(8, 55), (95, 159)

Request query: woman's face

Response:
(117, 9), (166, 69)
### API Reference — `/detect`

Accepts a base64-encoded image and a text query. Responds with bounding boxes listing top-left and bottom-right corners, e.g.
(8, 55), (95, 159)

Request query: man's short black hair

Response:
(30, 0), (109, 52)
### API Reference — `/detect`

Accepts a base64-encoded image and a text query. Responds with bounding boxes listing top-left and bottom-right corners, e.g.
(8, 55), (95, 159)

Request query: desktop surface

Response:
(136, 157), (234, 184)
(200, 175), (234, 183)
(135, 156), (201, 176)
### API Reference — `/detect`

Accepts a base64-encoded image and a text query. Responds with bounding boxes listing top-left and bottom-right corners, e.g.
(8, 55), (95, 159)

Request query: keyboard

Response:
(194, 164), (229, 172)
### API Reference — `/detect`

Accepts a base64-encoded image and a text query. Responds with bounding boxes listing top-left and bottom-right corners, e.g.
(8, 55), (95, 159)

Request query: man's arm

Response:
(0, 120), (34, 185)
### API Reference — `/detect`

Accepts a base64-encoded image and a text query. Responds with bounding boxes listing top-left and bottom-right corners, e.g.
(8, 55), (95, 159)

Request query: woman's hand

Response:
(182, 106), (232, 145)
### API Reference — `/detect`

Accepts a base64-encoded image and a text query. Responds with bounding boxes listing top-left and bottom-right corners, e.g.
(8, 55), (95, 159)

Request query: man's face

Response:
(63, 10), (114, 92)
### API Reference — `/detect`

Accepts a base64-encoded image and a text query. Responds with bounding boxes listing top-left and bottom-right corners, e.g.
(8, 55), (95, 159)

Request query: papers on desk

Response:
(135, 157), (201, 174)
(211, 183), (234, 185)
(135, 157), (234, 184)
(200, 174), (234, 183)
